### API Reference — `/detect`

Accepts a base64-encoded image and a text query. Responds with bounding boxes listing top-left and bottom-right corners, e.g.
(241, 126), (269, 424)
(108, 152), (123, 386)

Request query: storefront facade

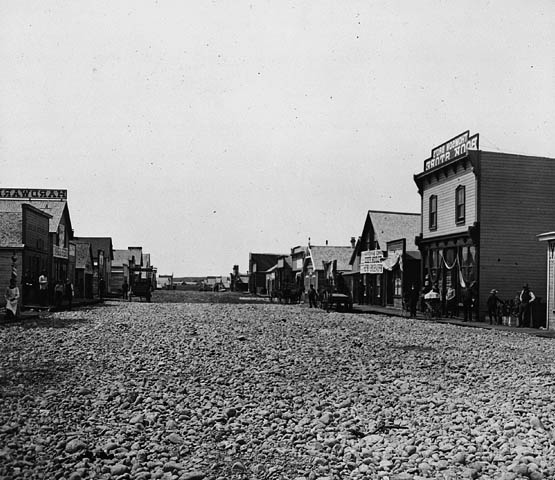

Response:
(350, 210), (421, 308)
(414, 131), (555, 324)
(0, 203), (51, 306)
(538, 232), (555, 330)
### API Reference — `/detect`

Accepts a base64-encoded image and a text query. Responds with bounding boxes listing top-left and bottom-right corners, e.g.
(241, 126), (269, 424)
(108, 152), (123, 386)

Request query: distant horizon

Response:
(4, 1), (554, 277)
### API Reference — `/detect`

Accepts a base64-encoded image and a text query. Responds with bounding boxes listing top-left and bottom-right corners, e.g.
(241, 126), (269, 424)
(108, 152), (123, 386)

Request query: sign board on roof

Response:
(0, 188), (67, 199)
(424, 131), (479, 172)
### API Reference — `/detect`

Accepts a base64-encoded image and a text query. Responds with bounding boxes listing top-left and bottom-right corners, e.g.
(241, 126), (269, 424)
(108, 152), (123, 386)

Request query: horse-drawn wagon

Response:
(129, 265), (154, 302)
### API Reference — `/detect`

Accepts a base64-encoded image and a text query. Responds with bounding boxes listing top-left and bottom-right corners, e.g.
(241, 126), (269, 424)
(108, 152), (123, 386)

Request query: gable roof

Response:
(113, 249), (131, 267)
(127, 247), (143, 266)
(307, 246), (353, 272)
(0, 199), (69, 234)
(73, 242), (94, 270)
(74, 237), (114, 260)
(0, 211), (23, 247)
(369, 210), (421, 251)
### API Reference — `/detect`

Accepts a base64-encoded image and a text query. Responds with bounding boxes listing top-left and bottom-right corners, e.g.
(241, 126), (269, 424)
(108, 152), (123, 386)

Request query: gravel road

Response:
(1, 300), (555, 480)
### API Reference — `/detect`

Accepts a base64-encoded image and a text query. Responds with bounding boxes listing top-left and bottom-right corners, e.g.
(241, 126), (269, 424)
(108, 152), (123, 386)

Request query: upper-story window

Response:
(455, 185), (466, 224)
(429, 195), (437, 230)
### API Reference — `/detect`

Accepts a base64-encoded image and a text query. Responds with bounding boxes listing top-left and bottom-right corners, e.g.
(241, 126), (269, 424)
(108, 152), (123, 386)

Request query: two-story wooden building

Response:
(414, 131), (555, 325)
(0, 189), (73, 305)
(74, 236), (114, 296)
(0, 202), (51, 306)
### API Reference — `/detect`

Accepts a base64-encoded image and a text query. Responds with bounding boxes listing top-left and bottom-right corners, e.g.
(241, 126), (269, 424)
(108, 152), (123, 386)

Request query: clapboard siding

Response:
(479, 152), (555, 320)
(548, 252), (555, 328)
(0, 251), (22, 299)
(422, 169), (477, 239)
(23, 207), (49, 251)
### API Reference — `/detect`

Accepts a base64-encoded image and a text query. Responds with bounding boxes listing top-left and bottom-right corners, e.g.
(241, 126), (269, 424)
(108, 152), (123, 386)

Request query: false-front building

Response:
(414, 131), (555, 325)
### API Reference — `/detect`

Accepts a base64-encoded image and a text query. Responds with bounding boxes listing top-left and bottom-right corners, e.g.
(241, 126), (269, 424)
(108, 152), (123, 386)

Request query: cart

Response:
(129, 266), (154, 302)
(321, 291), (353, 312)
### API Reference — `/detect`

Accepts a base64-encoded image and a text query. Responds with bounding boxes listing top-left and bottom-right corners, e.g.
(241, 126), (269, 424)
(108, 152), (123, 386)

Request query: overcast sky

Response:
(2, 1), (554, 277)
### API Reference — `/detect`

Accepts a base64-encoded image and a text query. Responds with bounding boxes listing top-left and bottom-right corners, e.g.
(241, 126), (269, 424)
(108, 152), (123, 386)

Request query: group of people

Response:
(404, 278), (536, 327)
(3, 272), (75, 321)
(410, 277), (477, 321)
(486, 284), (536, 327)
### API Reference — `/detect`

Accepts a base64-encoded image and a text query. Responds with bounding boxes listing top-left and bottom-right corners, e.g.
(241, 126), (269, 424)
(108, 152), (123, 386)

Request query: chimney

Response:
(350, 237), (356, 248)
(233, 265), (239, 276)
(325, 240), (328, 246)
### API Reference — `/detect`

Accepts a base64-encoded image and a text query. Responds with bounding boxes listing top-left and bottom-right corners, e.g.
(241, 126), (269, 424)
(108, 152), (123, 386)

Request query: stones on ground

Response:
(65, 439), (87, 454)
(1, 300), (555, 479)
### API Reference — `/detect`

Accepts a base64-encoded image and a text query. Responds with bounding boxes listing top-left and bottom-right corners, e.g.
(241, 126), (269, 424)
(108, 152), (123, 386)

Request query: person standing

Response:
(99, 277), (106, 299)
(22, 270), (34, 306)
(122, 279), (129, 300)
(308, 284), (318, 308)
(487, 289), (503, 325)
(518, 284), (536, 328)
(54, 280), (64, 309)
(65, 278), (74, 310)
(462, 281), (476, 322)
(445, 286), (456, 318)
(408, 284), (419, 318)
(38, 270), (48, 306)
(4, 277), (20, 321)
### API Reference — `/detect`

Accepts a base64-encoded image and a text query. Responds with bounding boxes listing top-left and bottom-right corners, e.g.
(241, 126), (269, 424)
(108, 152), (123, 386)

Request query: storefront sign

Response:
(361, 249), (384, 274)
(53, 245), (69, 259)
(361, 263), (383, 274)
(424, 131), (479, 172)
(361, 250), (383, 263)
(0, 188), (67, 199)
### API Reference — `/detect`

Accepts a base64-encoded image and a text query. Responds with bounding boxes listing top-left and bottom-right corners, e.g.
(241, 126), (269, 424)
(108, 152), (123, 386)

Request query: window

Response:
(393, 269), (402, 297)
(429, 195), (437, 230)
(455, 186), (466, 224)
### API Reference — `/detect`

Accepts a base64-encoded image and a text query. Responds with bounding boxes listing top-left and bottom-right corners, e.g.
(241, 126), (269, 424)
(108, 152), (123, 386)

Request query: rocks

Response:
(2, 301), (555, 479)
(65, 439), (87, 454)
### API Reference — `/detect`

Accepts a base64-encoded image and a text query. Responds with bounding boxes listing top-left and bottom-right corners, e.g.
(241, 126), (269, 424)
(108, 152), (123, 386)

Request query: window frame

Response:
(455, 185), (466, 224)
(429, 194), (437, 231)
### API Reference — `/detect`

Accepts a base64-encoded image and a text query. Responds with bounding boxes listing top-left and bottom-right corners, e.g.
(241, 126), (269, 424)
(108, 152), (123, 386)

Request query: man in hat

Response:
(518, 284), (536, 327)
(487, 289), (503, 325)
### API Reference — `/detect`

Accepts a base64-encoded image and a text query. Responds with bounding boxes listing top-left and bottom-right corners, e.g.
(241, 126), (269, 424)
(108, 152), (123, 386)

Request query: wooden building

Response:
(414, 131), (555, 325)
(0, 202), (51, 306)
(112, 249), (132, 295)
(248, 253), (286, 294)
(72, 241), (94, 298)
(0, 189), (73, 305)
(74, 237), (114, 296)
(302, 245), (353, 295)
(537, 232), (555, 330)
(348, 211), (421, 308)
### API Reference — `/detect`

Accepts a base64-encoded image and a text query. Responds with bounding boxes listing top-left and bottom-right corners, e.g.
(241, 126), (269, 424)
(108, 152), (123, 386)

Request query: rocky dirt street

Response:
(1, 297), (555, 480)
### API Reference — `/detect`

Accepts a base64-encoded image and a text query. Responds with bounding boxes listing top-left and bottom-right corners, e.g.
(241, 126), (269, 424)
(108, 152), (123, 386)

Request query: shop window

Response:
(455, 186), (466, 224)
(393, 269), (402, 297)
(429, 195), (437, 230)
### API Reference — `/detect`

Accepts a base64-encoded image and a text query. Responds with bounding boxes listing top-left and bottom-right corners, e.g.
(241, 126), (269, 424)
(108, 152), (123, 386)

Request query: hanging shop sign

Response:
(0, 188), (68, 199)
(424, 131), (479, 172)
(361, 250), (384, 263)
(360, 249), (385, 274)
(53, 245), (69, 259)
(361, 262), (384, 274)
